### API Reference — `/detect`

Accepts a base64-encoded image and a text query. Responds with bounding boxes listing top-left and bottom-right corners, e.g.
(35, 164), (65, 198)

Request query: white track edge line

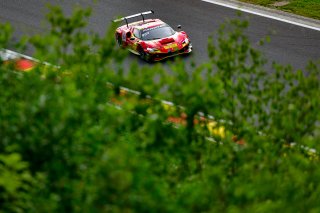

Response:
(202, 0), (320, 32)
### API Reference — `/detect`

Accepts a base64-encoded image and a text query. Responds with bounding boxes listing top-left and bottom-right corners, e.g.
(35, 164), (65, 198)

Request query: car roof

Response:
(127, 19), (165, 30)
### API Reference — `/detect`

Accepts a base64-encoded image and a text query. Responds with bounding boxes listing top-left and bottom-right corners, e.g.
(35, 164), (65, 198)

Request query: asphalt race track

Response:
(0, 0), (319, 70)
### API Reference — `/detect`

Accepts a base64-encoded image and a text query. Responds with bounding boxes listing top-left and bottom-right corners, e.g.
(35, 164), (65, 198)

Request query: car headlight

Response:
(146, 47), (159, 53)
(182, 38), (189, 45)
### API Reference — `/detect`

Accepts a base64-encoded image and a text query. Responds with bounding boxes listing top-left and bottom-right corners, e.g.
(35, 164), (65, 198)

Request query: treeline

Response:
(0, 5), (319, 213)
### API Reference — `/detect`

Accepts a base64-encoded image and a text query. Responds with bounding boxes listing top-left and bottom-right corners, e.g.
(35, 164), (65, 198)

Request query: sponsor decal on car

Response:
(164, 43), (178, 50)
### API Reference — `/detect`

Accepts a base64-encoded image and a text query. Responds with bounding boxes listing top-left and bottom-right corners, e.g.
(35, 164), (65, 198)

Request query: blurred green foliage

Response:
(0, 4), (319, 213)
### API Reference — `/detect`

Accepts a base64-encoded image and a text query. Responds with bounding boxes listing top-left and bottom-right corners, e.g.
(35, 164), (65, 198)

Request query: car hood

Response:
(142, 32), (188, 51)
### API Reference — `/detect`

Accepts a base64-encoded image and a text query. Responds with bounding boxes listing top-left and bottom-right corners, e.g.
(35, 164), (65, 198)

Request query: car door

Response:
(128, 28), (141, 52)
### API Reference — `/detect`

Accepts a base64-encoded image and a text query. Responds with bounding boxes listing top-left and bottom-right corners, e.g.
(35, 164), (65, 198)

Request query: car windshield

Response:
(141, 24), (175, 41)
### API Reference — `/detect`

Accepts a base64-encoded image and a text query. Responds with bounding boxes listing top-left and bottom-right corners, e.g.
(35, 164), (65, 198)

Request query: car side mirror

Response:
(177, 25), (182, 30)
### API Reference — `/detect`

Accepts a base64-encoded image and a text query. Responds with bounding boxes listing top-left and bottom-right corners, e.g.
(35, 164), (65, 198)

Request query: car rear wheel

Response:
(116, 34), (122, 47)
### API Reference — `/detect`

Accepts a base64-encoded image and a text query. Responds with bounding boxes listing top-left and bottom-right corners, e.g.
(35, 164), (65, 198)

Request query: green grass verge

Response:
(239, 0), (320, 20)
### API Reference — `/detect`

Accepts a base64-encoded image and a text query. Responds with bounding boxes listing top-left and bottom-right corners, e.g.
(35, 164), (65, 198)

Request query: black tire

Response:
(116, 34), (122, 47)
(138, 46), (151, 62)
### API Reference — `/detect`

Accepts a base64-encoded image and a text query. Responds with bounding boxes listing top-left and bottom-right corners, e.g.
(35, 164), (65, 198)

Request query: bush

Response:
(1, 5), (319, 213)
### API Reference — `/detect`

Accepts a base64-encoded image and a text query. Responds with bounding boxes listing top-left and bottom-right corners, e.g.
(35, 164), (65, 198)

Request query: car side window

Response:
(133, 29), (141, 39)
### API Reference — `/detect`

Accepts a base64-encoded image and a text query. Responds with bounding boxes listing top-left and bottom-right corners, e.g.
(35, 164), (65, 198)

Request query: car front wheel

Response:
(138, 47), (151, 62)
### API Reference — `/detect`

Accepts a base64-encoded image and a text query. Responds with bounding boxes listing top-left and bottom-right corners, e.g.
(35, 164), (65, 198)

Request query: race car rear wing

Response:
(113, 10), (154, 27)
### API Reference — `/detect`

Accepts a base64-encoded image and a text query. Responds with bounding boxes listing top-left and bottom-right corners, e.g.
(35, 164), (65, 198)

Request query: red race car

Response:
(113, 11), (192, 62)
